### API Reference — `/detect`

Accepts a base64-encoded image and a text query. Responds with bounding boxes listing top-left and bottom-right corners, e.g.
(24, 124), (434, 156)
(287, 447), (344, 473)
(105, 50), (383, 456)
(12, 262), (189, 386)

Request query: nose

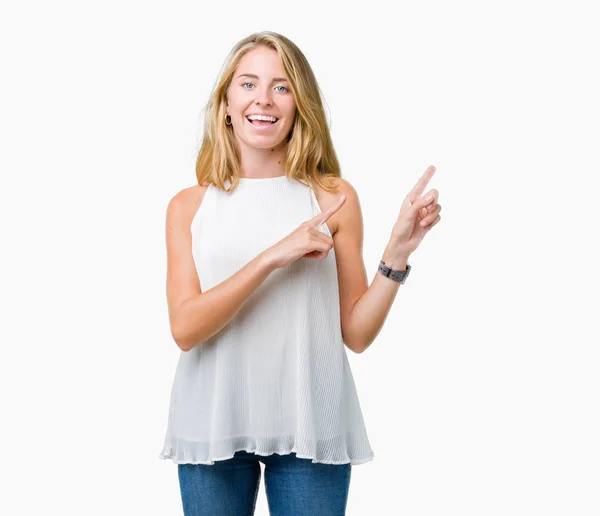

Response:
(254, 85), (273, 106)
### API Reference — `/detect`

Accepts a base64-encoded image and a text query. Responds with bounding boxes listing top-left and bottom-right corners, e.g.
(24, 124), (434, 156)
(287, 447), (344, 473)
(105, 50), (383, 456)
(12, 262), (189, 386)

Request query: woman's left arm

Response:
(333, 167), (441, 354)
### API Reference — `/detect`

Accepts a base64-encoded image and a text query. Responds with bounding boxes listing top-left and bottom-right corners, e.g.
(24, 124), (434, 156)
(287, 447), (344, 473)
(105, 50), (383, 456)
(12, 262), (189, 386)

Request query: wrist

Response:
(257, 249), (278, 273)
(381, 246), (410, 270)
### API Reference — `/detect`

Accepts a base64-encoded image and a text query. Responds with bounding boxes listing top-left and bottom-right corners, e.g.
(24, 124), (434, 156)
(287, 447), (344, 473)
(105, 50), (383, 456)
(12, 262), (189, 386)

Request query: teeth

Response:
(247, 115), (277, 122)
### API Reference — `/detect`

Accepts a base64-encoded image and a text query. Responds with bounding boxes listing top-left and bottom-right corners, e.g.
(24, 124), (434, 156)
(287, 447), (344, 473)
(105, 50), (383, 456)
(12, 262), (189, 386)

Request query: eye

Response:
(242, 82), (254, 89)
(275, 85), (289, 93)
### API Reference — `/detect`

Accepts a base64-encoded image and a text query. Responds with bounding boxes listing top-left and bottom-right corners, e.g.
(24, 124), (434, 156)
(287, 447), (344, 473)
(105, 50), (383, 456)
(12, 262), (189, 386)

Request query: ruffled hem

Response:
(158, 433), (374, 466)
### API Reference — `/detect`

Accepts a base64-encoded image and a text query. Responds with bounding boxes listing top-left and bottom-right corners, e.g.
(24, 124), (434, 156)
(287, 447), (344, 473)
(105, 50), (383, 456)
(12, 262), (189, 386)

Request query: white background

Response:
(1, 0), (599, 514)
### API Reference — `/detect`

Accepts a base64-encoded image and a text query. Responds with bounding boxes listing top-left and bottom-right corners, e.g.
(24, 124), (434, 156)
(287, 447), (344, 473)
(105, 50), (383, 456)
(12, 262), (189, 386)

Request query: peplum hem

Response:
(159, 432), (374, 466)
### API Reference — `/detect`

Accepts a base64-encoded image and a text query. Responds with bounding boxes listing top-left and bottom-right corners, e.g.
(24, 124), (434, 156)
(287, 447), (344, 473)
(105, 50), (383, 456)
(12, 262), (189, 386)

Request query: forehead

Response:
(235, 46), (287, 78)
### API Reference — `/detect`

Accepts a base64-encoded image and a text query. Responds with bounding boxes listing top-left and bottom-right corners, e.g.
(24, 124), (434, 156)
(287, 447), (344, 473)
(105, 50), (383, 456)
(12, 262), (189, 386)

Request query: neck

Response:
(237, 140), (287, 178)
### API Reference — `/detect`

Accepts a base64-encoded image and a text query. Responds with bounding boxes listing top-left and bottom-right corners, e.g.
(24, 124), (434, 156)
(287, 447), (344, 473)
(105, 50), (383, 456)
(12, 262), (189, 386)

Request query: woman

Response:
(159, 31), (441, 515)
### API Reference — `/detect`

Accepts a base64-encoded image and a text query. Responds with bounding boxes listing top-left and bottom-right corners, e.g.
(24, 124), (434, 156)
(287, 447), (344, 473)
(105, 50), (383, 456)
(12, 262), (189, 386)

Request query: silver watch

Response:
(378, 260), (411, 284)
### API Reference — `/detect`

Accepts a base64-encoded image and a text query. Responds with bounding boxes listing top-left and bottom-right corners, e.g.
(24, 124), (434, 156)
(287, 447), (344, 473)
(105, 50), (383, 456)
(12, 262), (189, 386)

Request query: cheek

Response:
(283, 116), (295, 131)
(226, 89), (243, 110)
(283, 105), (297, 126)
(228, 100), (242, 114)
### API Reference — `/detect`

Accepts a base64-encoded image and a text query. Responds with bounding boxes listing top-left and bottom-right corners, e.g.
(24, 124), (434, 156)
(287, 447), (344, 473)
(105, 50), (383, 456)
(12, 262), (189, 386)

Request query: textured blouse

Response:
(159, 175), (374, 465)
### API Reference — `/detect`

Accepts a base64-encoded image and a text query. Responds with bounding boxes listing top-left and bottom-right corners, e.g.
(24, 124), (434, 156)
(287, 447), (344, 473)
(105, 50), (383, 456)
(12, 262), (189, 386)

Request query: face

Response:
(225, 46), (296, 150)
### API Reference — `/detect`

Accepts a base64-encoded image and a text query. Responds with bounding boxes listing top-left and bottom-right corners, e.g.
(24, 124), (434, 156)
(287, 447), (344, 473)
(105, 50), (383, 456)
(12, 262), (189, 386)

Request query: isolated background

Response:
(1, 0), (599, 514)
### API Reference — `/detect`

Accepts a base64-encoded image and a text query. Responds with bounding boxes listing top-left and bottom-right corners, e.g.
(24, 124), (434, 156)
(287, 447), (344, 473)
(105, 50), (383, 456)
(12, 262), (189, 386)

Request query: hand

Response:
(264, 195), (347, 270)
(387, 165), (442, 259)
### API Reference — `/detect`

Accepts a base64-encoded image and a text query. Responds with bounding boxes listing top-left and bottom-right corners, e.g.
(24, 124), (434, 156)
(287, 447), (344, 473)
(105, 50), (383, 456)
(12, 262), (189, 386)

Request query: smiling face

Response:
(225, 45), (296, 150)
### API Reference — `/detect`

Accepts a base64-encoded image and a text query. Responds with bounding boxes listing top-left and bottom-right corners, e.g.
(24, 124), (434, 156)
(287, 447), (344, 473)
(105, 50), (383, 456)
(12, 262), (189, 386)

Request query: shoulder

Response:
(166, 183), (210, 226)
(313, 177), (361, 236)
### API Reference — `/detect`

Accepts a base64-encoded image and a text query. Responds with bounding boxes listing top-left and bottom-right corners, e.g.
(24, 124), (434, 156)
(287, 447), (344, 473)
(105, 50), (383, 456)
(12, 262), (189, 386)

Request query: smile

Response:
(245, 116), (279, 129)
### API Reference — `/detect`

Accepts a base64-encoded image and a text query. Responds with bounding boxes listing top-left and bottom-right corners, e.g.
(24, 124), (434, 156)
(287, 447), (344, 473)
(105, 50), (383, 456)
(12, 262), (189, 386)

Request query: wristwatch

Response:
(378, 260), (411, 284)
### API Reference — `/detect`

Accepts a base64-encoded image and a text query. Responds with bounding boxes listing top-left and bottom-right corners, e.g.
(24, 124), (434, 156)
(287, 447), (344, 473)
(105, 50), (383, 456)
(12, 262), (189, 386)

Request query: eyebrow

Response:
(237, 73), (289, 83)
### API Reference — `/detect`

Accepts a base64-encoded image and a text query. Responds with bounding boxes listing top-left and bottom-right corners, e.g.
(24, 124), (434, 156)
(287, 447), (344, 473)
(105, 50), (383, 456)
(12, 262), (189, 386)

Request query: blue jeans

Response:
(178, 450), (352, 515)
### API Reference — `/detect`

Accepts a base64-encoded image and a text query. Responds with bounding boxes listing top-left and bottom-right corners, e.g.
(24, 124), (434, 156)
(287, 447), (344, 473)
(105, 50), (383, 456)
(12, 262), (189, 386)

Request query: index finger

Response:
(409, 165), (436, 199)
(310, 195), (346, 227)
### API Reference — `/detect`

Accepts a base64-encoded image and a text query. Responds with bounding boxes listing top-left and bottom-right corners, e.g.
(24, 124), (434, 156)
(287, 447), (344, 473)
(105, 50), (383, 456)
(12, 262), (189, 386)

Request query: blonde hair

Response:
(195, 31), (341, 194)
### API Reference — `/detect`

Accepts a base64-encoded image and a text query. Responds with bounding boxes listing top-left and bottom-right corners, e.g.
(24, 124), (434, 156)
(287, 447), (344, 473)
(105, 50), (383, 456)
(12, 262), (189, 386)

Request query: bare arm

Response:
(330, 174), (440, 354)
(328, 180), (405, 354)
(166, 186), (276, 352)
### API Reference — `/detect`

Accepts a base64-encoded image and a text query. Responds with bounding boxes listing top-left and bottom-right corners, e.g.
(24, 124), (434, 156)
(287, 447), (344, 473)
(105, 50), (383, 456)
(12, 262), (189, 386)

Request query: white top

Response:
(158, 175), (374, 466)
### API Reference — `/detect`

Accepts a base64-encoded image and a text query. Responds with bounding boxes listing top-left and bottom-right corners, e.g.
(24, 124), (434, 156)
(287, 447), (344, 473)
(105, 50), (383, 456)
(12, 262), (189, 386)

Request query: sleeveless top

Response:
(158, 175), (374, 466)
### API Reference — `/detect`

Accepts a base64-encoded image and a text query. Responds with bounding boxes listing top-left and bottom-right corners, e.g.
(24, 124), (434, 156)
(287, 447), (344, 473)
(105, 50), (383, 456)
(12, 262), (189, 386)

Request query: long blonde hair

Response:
(195, 31), (341, 194)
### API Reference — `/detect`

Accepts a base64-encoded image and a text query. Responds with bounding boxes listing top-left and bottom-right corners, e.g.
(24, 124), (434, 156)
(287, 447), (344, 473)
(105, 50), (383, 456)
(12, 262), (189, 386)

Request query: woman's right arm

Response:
(166, 186), (277, 352)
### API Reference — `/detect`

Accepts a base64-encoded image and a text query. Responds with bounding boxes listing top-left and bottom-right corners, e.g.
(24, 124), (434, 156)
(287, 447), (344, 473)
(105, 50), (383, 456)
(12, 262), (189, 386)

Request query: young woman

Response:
(159, 31), (441, 516)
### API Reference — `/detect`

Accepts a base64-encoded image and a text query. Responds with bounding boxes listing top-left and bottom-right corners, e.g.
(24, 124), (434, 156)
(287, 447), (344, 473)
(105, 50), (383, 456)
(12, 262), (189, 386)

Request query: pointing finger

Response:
(310, 195), (346, 227)
(409, 165), (436, 199)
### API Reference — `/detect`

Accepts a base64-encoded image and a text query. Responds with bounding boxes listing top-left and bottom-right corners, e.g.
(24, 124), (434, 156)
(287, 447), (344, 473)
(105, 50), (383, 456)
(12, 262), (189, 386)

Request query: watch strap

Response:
(378, 260), (411, 284)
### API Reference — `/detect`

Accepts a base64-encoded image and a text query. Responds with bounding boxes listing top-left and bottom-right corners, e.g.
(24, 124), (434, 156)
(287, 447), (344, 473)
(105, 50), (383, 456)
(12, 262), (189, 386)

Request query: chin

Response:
(244, 137), (287, 150)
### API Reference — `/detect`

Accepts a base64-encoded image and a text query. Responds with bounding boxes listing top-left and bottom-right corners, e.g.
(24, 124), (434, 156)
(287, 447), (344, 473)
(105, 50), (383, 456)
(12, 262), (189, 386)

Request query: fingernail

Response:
(427, 203), (434, 211)
(420, 220), (428, 227)
(426, 195), (433, 201)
